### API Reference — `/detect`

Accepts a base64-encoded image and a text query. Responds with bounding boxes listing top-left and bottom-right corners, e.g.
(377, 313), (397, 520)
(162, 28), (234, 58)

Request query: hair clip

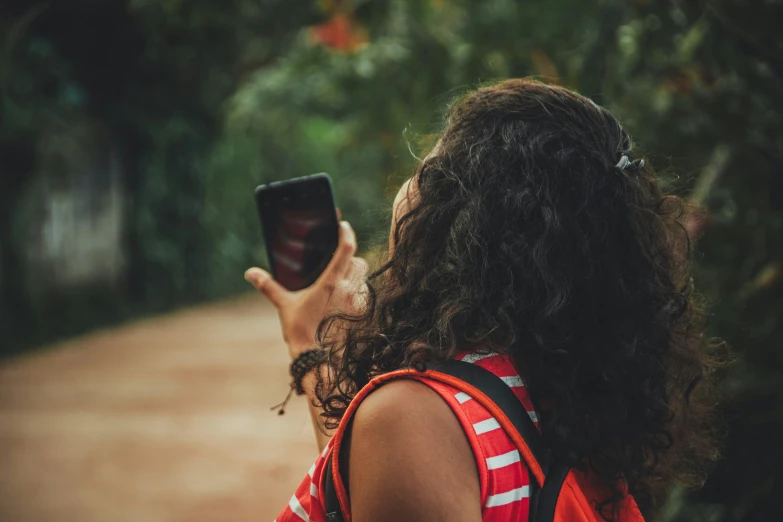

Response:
(616, 156), (645, 171)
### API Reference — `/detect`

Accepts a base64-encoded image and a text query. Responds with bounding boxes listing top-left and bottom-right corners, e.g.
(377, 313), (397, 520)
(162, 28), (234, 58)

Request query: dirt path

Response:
(0, 296), (319, 522)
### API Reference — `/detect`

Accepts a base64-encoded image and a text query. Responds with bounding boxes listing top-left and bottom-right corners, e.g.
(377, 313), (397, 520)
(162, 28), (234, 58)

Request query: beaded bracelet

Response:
(271, 348), (327, 415)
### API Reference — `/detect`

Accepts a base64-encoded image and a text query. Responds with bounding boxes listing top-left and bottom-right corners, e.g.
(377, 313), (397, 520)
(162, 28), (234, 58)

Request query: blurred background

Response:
(0, 0), (781, 520)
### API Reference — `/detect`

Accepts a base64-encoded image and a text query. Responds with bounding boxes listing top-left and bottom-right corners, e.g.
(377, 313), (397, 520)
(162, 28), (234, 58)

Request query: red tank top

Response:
(274, 351), (536, 521)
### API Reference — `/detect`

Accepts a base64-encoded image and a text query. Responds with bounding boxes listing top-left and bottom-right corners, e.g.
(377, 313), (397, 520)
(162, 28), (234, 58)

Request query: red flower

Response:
(309, 13), (367, 53)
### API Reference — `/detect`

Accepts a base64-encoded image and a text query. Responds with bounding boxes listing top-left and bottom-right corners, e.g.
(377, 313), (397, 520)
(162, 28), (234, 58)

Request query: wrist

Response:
(300, 371), (318, 397)
(290, 348), (327, 396)
(288, 343), (317, 360)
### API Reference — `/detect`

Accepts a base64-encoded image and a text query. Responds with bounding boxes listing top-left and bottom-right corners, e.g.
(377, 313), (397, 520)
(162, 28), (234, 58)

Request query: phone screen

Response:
(255, 174), (339, 291)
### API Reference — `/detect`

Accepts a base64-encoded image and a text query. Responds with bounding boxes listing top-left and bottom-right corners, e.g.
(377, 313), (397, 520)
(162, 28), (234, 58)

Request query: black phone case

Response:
(254, 173), (339, 289)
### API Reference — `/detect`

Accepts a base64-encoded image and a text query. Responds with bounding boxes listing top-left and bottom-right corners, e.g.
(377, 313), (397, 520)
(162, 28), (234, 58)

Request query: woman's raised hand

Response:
(245, 221), (368, 359)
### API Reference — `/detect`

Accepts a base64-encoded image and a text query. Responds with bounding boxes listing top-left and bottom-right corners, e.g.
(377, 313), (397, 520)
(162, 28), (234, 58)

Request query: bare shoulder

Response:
(353, 378), (450, 430)
(346, 378), (482, 522)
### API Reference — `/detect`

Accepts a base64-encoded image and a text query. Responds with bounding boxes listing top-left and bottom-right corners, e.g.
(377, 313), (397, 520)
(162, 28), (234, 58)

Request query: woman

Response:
(245, 79), (723, 521)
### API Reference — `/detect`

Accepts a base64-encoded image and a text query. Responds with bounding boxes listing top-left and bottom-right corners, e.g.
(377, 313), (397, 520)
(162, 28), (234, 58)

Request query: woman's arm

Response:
(346, 379), (483, 522)
(246, 221), (366, 453)
(301, 371), (332, 452)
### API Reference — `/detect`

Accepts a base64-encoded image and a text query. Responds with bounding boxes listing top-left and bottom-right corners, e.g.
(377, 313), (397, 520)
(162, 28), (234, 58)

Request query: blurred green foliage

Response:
(1, 0), (781, 519)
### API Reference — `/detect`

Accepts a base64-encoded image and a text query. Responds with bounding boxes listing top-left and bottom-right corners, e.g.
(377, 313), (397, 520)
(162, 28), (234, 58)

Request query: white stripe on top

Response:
(473, 417), (501, 435)
(485, 485), (531, 507)
(455, 391), (472, 404)
(307, 463), (315, 478)
(457, 389), (538, 423)
(500, 375), (525, 387)
(310, 481), (318, 498)
(459, 351), (498, 364)
(485, 449), (521, 470)
(288, 494), (311, 522)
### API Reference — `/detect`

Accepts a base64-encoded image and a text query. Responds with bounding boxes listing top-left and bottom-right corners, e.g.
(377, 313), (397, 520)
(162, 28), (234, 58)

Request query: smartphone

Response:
(255, 173), (339, 291)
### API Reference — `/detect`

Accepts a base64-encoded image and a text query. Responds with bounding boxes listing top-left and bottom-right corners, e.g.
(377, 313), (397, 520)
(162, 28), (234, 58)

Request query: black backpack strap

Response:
(435, 360), (572, 522)
(432, 360), (553, 475)
(323, 455), (343, 522)
(534, 460), (571, 522)
(323, 359), (569, 522)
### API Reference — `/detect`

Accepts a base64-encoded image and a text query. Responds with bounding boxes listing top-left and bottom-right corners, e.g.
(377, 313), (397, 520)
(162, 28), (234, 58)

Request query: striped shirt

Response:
(275, 351), (536, 521)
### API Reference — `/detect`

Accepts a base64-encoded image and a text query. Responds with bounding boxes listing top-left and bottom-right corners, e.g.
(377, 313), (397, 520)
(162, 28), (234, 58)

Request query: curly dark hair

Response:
(314, 78), (725, 519)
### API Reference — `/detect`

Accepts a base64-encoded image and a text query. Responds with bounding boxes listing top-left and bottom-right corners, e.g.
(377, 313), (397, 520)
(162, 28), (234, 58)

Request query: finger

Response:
(336, 207), (342, 220)
(244, 267), (290, 308)
(318, 222), (357, 286)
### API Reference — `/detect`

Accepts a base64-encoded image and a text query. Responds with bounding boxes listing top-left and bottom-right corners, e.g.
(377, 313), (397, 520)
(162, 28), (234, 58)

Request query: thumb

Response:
(244, 267), (289, 308)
